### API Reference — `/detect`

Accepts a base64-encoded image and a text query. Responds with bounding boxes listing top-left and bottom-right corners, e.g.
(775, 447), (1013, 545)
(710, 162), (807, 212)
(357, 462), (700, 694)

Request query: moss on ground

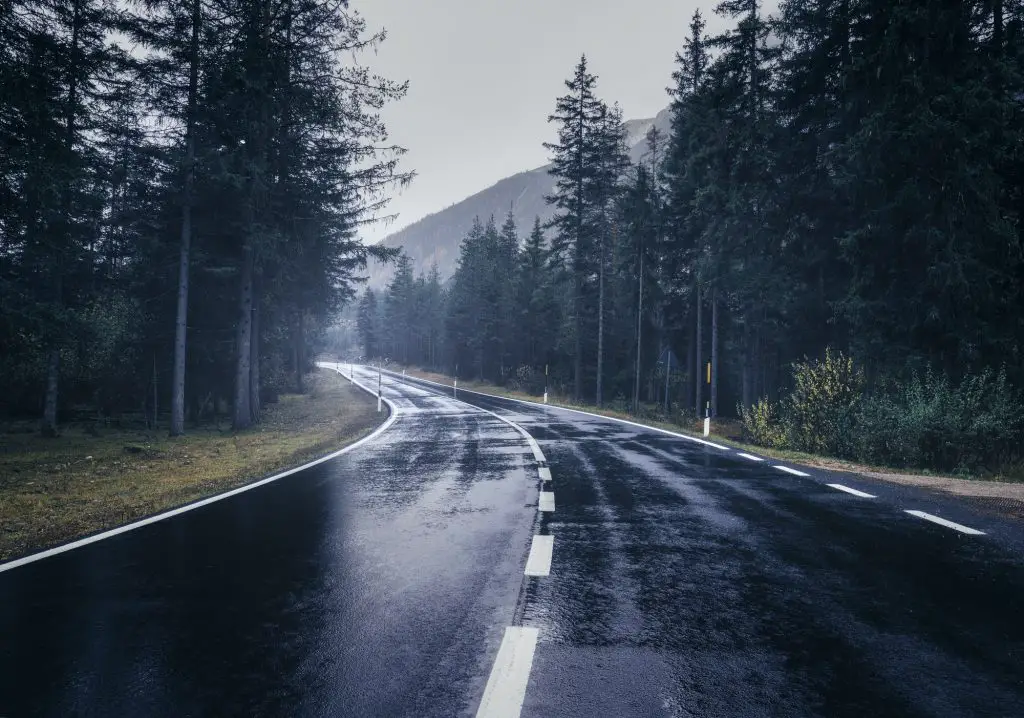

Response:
(0, 368), (384, 562)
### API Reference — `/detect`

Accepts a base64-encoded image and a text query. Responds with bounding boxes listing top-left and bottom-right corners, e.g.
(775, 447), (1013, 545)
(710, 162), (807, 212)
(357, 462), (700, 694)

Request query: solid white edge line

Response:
(0, 364), (399, 574)
(905, 510), (985, 536)
(737, 452), (765, 462)
(382, 367), (551, 474)
(538, 491), (555, 512)
(382, 368), (732, 451)
(523, 535), (554, 577)
(538, 467), (551, 482)
(774, 465), (811, 477)
(826, 483), (877, 499)
(475, 626), (539, 718)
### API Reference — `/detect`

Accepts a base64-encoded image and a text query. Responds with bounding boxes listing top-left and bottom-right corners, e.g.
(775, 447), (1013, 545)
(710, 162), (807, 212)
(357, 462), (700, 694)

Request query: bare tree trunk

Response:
(741, 317), (754, 409)
(233, 244), (254, 429)
(170, 0), (202, 437)
(573, 278), (582, 402)
(694, 284), (702, 419)
(711, 287), (719, 418)
(249, 294), (261, 423)
(41, 348), (60, 437)
(596, 230), (605, 407)
(295, 309), (306, 393)
(152, 353), (158, 428)
(633, 252), (643, 414)
(42, 0), (82, 438)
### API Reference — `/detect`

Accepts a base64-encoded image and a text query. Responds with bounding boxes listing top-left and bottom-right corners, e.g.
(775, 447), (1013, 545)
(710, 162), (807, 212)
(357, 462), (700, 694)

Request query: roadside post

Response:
(704, 361), (711, 436)
(543, 364), (548, 404)
(377, 362), (382, 413)
(454, 364), (458, 398)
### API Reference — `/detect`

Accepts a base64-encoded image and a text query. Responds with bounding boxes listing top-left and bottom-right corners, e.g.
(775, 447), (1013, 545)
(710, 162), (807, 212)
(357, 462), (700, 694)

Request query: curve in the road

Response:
(0, 364), (399, 575)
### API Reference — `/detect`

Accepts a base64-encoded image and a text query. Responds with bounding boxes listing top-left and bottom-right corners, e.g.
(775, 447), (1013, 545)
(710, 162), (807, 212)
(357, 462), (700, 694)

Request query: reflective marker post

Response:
(543, 364), (548, 404)
(377, 362), (382, 413)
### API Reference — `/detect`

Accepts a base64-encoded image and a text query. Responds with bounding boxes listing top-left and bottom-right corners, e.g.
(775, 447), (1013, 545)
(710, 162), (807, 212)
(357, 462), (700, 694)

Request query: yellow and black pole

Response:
(703, 360), (711, 436)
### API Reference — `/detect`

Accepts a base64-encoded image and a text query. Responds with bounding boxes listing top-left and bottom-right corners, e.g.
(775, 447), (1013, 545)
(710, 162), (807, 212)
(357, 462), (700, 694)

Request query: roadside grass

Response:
(394, 365), (1024, 507)
(0, 368), (383, 562)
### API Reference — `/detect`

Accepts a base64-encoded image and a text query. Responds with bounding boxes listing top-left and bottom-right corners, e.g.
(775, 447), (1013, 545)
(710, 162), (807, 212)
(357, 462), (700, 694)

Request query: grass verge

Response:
(0, 368), (385, 562)
(396, 365), (1024, 514)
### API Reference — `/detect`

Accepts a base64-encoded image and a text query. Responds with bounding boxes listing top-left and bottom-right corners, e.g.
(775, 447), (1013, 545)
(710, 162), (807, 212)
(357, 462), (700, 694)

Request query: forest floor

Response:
(398, 366), (1024, 518)
(0, 368), (383, 562)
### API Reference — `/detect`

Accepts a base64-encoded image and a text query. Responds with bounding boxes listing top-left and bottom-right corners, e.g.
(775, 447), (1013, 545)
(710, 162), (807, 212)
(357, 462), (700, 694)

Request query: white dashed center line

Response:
(774, 465), (811, 477)
(537, 467), (551, 482)
(905, 510), (985, 535)
(524, 535), (554, 576)
(737, 452), (765, 462)
(475, 626), (539, 718)
(827, 483), (876, 498)
(538, 491), (555, 512)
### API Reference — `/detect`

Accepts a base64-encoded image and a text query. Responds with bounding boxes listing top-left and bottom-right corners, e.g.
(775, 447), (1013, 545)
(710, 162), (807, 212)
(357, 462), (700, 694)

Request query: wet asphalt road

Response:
(2, 366), (1024, 717)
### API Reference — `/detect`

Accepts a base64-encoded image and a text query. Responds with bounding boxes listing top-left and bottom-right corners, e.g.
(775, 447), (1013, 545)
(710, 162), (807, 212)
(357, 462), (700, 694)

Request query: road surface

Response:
(1, 364), (1022, 717)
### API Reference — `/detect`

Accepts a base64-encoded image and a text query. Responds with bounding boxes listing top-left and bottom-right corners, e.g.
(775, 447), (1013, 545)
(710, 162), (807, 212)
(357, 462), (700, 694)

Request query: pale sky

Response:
(355, 0), (756, 244)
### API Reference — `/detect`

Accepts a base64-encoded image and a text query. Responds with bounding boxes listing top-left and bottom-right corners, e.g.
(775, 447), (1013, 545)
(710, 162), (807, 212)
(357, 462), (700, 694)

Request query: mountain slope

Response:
(366, 106), (671, 288)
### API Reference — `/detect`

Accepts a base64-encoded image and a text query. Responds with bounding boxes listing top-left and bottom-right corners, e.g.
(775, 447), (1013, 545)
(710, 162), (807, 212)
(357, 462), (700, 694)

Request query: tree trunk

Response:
(233, 244), (254, 429)
(694, 284), (702, 419)
(741, 317), (754, 410)
(711, 287), (719, 418)
(633, 252), (643, 414)
(170, 0), (201, 437)
(573, 278), (582, 402)
(596, 230), (605, 407)
(250, 294), (261, 423)
(295, 309), (306, 393)
(41, 348), (60, 437)
(152, 353), (158, 428)
(41, 0), (82, 438)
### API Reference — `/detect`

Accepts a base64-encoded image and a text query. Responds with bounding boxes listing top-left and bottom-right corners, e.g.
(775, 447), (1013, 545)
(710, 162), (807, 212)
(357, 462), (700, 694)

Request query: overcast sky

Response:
(355, 0), (753, 244)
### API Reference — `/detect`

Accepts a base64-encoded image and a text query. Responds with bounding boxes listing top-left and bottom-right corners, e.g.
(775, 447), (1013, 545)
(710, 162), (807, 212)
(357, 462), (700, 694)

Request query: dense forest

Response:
(359, 0), (1024, 473)
(1, 0), (411, 434)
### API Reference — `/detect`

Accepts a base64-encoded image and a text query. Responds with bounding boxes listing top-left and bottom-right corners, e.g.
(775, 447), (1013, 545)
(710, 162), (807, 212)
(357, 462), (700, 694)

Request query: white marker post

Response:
(377, 362), (382, 413)
(703, 401), (711, 437)
(543, 364), (548, 404)
(454, 364), (458, 398)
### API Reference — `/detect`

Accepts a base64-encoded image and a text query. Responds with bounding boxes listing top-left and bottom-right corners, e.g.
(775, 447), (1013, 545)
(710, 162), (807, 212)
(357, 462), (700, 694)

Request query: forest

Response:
(358, 0), (1024, 474)
(0, 0), (410, 434)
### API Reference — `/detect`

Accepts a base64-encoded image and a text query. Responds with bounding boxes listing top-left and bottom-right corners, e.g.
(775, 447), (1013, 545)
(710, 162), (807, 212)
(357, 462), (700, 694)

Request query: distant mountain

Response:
(366, 106), (672, 289)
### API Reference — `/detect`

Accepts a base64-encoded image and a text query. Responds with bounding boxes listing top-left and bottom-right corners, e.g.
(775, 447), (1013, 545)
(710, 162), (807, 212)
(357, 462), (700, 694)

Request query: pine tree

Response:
(543, 54), (605, 400)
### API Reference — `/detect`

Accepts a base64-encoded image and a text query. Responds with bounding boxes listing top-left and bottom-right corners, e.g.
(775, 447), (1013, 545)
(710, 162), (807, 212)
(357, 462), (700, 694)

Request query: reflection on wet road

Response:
(2, 365), (1022, 717)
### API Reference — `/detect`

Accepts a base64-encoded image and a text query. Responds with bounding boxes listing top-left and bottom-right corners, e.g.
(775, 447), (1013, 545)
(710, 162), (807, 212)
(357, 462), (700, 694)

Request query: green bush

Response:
(856, 368), (1024, 473)
(739, 397), (788, 448)
(782, 348), (865, 458)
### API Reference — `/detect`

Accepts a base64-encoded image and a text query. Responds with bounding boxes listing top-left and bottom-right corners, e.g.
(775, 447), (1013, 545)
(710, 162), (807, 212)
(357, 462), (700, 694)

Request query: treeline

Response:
(1, 0), (410, 434)
(359, 0), (1024, 470)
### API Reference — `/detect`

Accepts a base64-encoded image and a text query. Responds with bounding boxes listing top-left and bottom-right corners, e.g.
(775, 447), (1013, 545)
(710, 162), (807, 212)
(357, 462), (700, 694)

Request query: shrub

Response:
(782, 348), (865, 458)
(856, 367), (1024, 473)
(739, 397), (788, 448)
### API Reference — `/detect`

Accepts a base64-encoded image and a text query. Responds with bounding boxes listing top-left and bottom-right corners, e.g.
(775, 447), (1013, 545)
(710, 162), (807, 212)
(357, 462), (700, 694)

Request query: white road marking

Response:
(538, 467), (551, 482)
(524, 535), (554, 576)
(0, 365), (400, 574)
(476, 626), (539, 718)
(905, 510), (985, 535)
(774, 465), (811, 477)
(827, 483), (876, 498)
(737, 452), (765, 462)
(538, 491), (555, 512)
